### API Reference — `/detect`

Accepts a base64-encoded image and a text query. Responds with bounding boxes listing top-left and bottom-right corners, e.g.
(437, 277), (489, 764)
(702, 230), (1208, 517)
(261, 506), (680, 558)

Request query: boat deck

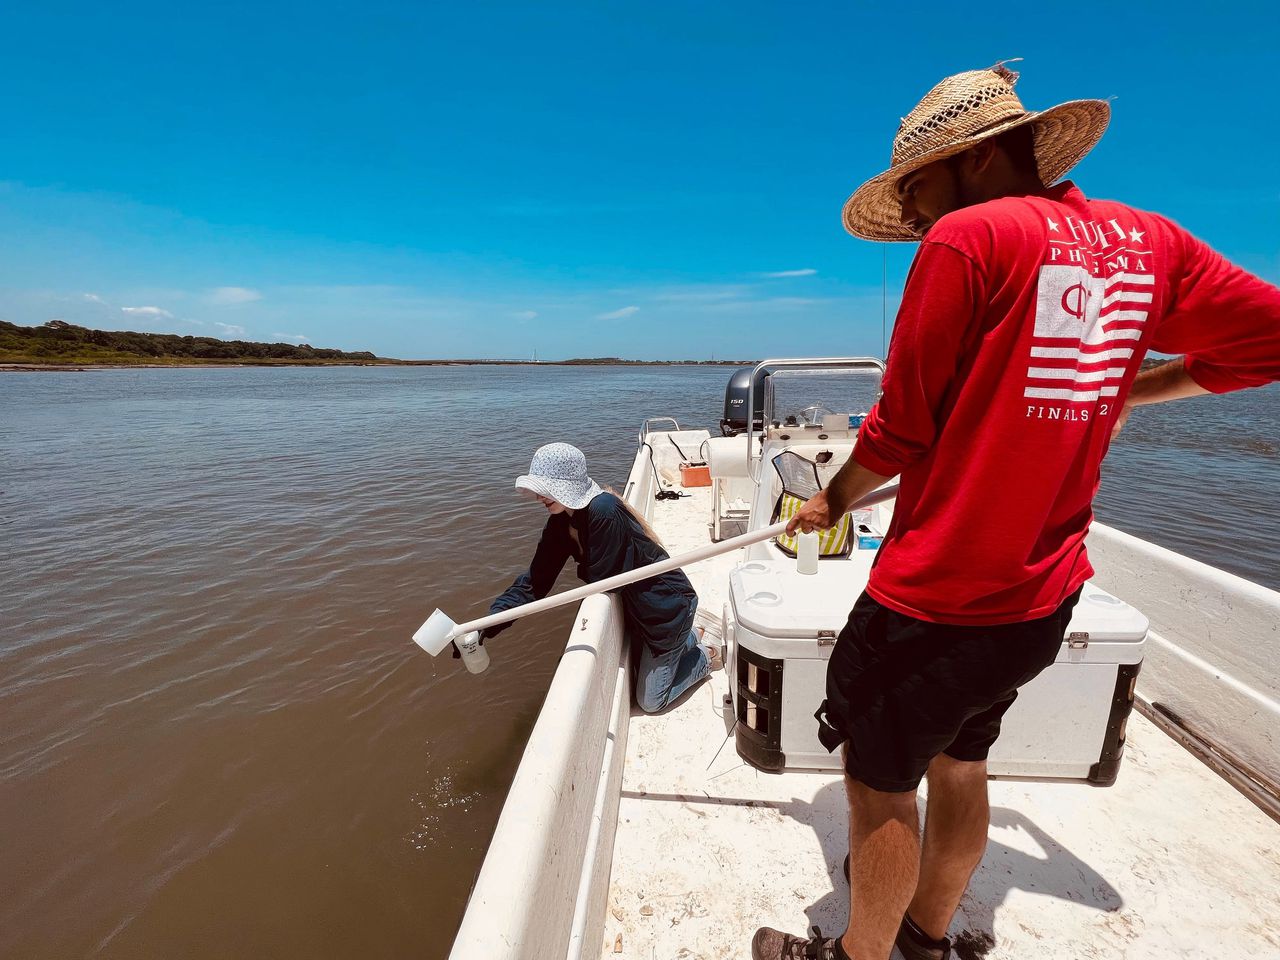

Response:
(602, 483), (1280, 959)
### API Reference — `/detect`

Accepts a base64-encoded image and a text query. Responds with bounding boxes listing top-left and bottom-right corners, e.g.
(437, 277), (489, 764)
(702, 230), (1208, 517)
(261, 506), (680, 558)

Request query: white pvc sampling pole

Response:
(412, 482), (898, 657)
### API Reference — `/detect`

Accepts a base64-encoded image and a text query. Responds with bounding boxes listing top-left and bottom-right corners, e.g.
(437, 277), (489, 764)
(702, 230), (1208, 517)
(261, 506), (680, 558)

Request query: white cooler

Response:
(725, 559), (1147, 784)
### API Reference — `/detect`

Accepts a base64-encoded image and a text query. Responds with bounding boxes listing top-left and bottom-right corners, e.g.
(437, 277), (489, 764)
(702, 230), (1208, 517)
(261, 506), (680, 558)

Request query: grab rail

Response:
(637, 417), (681, 446)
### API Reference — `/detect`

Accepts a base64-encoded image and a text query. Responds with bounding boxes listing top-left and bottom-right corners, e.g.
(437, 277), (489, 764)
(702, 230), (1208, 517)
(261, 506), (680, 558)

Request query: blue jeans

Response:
(635, 623), (710, 714)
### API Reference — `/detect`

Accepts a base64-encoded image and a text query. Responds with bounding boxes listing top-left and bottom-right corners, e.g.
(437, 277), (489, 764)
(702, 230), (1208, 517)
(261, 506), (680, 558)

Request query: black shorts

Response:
(815, 589), (1081, 793)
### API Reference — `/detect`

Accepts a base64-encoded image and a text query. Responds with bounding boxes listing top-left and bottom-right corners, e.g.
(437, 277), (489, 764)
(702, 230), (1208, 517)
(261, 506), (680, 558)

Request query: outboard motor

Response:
(720, 365), (771, 436)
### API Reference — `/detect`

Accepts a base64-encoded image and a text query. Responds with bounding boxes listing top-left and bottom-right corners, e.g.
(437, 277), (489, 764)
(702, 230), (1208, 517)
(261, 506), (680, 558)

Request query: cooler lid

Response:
(730, 558), (873, 638)
(1065, 589), (1149, 644)
(729, 560), (1149, 659)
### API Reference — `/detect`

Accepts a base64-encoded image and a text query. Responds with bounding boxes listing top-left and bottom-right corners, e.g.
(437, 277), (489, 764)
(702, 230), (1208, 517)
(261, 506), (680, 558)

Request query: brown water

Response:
(1, 365), (1276, 960)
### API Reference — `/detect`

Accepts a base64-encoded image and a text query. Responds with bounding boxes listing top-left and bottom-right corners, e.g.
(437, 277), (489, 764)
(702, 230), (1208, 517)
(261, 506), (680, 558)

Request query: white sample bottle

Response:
(455, 631), (491, 674)
(796, 530), (819, 575)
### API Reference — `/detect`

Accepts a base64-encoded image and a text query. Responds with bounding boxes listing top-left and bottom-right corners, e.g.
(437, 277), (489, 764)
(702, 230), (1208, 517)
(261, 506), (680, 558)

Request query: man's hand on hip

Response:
(1110, 402), (1134, 439)
(1113, 358), (1211, 440)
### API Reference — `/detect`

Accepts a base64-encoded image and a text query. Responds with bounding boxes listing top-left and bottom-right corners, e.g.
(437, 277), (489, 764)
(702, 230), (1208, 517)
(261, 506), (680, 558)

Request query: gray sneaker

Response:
(751, 925), (843, 960)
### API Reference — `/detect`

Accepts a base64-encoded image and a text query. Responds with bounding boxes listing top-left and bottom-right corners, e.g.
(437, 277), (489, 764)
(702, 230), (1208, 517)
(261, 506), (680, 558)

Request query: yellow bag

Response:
(774, 491), (852, 558)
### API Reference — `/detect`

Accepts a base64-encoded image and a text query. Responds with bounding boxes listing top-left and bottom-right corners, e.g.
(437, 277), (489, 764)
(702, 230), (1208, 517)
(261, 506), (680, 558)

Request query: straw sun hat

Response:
(842, 62), (1110, 241)
(515, 442), (603, 510)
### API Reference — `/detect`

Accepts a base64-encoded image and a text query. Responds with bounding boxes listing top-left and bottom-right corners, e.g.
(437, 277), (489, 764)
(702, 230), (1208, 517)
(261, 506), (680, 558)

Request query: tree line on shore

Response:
(0, 320), (756, 366)
(0, 320), (383, 365)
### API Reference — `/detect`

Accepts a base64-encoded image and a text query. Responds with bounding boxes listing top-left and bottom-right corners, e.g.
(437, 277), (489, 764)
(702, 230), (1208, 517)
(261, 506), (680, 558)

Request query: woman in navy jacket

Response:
(483, 442), (715, 713)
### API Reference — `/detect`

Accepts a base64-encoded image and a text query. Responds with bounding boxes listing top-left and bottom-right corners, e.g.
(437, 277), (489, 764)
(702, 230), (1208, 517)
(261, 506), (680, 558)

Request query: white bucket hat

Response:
(515, 442), (603, 510)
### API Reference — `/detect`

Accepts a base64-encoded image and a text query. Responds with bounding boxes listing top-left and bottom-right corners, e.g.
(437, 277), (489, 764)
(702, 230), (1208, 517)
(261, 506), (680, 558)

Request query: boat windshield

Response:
(767, 367), (883, 427)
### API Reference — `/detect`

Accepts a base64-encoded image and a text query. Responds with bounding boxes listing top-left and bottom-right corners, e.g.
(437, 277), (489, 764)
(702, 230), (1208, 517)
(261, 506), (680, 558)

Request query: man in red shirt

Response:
(751, 64), (1280, 960)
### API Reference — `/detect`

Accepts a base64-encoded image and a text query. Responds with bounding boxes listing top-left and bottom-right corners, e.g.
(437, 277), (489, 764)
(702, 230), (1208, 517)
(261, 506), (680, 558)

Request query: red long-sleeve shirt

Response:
(854, 181), (1280, 625)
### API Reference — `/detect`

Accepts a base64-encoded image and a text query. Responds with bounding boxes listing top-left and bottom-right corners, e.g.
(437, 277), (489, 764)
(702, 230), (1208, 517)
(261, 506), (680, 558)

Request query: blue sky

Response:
(2, 2), (1276, 360)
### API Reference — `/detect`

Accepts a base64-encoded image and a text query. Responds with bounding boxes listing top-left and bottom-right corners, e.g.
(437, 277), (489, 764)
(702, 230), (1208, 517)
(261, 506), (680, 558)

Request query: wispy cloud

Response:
(597, 305), (639, 320)
(213, 322), (247, 337)
(209, 286), (262, 305)
(651, 285), (751, 303)
(121, 305), (174, 319)
(761, 268), (817, 278)
(83, 293), (107, 304)
(272, 332), (310, 344)
(510, 310), (538, 321)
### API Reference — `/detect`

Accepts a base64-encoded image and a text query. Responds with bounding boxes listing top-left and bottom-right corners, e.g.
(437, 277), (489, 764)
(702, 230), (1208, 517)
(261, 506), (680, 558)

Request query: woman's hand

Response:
(786, 489), (839, 536)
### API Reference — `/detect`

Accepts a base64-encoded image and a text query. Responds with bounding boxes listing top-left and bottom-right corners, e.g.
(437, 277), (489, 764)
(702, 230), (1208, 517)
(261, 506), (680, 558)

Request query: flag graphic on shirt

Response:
(1026, 216), (1153, 403)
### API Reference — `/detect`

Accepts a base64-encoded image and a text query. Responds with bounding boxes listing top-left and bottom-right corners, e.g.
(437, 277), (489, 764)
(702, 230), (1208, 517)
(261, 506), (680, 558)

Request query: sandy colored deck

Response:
(602, 484), (1280, 959)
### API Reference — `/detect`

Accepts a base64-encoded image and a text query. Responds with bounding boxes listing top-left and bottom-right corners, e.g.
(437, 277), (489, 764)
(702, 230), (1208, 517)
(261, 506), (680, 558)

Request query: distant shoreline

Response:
(5, 320), (753, 370)
(1, 359), (753, 372)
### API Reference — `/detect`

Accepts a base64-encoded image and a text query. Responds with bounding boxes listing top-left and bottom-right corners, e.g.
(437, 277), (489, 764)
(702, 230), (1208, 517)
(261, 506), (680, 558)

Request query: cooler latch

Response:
(1068, 631), (1090, 649)
(817, 630), (837, 647)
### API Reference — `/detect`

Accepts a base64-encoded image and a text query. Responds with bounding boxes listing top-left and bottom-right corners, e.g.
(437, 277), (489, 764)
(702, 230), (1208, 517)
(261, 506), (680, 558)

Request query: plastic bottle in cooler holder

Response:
(796, 531), (819, 575)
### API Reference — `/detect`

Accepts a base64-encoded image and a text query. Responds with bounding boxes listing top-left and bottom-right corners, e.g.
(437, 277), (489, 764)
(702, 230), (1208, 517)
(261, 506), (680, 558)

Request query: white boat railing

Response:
(446, 592), (628, 960)
(447, 446), (656, 960)
(1086, 522), (1280, 784)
